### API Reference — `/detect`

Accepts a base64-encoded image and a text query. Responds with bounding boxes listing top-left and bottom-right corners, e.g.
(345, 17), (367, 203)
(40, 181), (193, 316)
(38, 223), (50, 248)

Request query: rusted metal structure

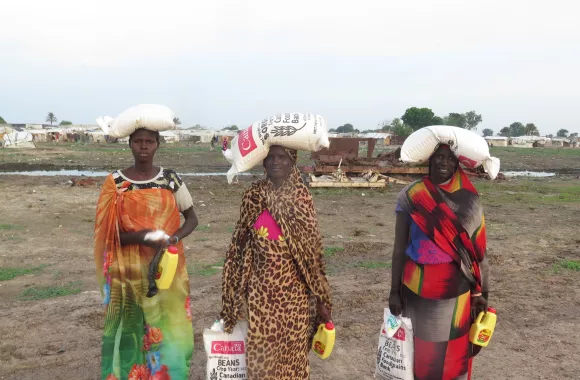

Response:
(301, 137), (427, 175)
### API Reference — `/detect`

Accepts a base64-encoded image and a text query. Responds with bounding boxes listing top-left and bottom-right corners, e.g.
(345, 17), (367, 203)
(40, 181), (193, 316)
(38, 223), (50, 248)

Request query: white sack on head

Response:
(224, 113), (330, 183)
(400, 125), (501, 179)
(96, 104), (176, 139)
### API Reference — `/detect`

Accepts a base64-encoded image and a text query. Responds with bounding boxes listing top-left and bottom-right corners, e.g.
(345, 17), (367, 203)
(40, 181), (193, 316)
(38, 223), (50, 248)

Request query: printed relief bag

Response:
(375, 309), (414, 380)
(203, 319), (249, 380)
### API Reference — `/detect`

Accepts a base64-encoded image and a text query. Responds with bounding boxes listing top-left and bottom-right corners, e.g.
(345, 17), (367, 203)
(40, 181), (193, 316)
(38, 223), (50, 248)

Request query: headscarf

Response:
(397, 148), (486, 293)
(220, 147), (332, 333)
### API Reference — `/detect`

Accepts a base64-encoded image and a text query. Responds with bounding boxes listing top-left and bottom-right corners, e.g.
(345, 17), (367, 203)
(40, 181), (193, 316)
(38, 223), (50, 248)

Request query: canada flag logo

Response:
(393, 328), (406, 341)
(211, 341), (245, 354)
(238, 126), (258, 157)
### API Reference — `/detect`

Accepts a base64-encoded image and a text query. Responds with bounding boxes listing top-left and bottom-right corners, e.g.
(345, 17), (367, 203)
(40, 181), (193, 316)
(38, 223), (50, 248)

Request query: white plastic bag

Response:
(203, 319), (249, 380)
(224, 113), (330, 183)
(96, 104), (176, 138)
(400, 125), (501, 179)
(375, 309), (414, 380)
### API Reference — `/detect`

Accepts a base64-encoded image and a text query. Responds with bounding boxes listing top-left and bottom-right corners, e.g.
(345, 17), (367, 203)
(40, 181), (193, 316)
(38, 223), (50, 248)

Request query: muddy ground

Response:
(1, 143), (579, 380)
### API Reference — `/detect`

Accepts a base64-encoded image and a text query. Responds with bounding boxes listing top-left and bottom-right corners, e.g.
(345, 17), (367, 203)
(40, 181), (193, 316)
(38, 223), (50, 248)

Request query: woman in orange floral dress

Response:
(95, 129), (198, 380)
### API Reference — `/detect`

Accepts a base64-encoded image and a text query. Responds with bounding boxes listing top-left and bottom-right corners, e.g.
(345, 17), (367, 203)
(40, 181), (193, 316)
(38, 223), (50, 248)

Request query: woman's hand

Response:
(139, 229), (168, 249)
(471, 295), (488, 318)
(389, 290), (402, 316)
(317, 302), (332, 323)
(471, 343), (483, 358)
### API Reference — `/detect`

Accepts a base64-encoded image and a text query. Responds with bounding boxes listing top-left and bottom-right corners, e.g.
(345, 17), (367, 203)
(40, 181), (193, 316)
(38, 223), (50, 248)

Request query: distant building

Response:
(484, 136), (508, 147)
(362, 132), (392, 146)
(510, 136), (550, 148)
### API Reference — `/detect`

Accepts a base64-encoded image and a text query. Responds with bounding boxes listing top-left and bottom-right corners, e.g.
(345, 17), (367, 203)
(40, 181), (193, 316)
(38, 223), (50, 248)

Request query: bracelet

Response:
(471, 292), (482, 298)
(173, 236), (179, 244)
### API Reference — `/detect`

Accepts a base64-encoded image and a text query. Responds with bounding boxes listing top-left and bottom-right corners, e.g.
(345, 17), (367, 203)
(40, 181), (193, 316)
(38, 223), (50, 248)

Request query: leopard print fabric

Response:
(220, 148), (332, 379)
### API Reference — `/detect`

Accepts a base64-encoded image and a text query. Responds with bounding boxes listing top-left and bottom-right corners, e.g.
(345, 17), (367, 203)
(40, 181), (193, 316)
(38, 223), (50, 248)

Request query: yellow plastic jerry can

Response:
(155, 246), (179, 289)
(469, 307), (497, 347)
(312, 321), (336, 359)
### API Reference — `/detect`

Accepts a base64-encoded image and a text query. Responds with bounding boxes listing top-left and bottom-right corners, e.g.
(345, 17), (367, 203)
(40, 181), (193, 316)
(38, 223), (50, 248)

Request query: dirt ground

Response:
(1, 143), (579, 380)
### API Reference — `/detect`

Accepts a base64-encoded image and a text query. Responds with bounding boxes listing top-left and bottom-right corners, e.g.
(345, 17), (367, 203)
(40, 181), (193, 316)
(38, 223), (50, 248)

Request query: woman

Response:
(94, 128), (198, 380)
(220, 145), (332, 380)
(389, 144), (490, 380)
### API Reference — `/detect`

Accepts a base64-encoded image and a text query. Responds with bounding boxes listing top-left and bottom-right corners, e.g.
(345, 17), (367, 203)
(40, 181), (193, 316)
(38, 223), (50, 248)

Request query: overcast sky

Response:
(1, 0), (579, 135)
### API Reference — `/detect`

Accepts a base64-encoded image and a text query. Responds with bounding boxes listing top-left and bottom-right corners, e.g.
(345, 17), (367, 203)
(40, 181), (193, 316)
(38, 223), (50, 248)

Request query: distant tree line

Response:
(374, 108), (483, 138)
(329, 123), (359, 133)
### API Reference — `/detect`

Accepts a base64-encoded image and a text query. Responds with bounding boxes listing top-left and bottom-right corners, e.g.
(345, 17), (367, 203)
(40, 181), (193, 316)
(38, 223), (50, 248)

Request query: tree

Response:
(444, 113), (467, 129)
(328, 128), (336, 132)
(392, 124), (413, 138)
(401, 107), (435, 131)
(557, 129), (569, 138)
(173, 117), (181, 126)
(509, 122), (525, 137)
(389, 118), (413, 137)
(0, 116), (6, 124)
(546, 134), (554, 138)
(570, 133), (578, 138)
(222, 125), (239, 131)
(46, 112), (57, 125)
(335, 123), (355, 133)
(59, 120), (73, 126)
(498, 127), (511, 136)
(482, 128), (494, 137)
(524, 123), (539, 136)
(431, 116), (444, 125)
(464, 111), (483, 131)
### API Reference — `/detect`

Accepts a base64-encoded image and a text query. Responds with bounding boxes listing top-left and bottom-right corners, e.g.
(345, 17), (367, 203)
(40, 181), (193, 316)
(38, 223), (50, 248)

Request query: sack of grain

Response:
(224, 113), (330, 183)
(400, 125), (500, 179)
(375, 309), (414, 380)
(96, 104), (176, 138)
(203, 319), (249, 380)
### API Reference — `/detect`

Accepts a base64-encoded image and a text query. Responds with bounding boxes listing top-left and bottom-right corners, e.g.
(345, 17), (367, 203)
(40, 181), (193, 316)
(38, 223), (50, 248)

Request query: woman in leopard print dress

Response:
(220, 145), (332, 380)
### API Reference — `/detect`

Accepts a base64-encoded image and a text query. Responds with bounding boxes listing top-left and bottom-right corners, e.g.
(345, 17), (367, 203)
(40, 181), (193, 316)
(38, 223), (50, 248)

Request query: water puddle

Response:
(502, 171), (556, 178)
(0, 170), (110, 177)
(0, 170), (251, 177)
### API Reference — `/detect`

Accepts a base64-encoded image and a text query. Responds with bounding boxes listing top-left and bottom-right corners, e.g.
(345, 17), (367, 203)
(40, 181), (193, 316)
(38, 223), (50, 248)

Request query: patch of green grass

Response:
(187, 261), (224, 277)
(196, 224), (211, 232)
(323, 246), (344, 257)
(52, 270), (64, 280)
(0, 265), (47, 281)
(195, 237), (210, 242)
(477, 179), (580, 205)
(163, 146), (211, 153)
(555, 260), (580, 273)
(490, 146), (580, 158)
(19, 281), (83, 301)
(311, 187), (396, 198)
(0, 224), (24, 231)
(196, 267), (220, 276)
(355, 261), (392, 269)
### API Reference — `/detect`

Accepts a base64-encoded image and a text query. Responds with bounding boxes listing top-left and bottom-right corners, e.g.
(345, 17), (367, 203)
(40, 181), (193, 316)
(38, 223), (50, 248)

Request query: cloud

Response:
(3, 0), (579, 67)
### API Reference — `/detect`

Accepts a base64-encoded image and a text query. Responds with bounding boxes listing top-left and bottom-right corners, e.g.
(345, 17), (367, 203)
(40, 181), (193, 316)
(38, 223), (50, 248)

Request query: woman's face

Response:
(130, 129), (159, 164)
(430, 145), (458, 183)
(264, 146), (293, 182)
